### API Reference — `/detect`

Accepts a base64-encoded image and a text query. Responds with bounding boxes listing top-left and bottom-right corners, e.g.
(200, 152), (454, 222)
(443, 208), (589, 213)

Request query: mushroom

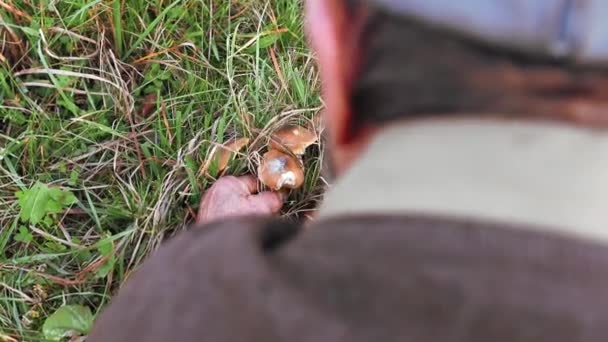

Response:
(269, 125), (317, 155)
(257, 149), (305, 190)
(202, 137), (250, 175)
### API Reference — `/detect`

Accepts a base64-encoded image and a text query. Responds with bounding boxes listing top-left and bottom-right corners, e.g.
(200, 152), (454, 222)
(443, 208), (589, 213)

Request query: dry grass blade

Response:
(139, 93), (158, 119)
(13, 68), (122, 90)
(0, 333), (18, 342)
(0, 18), (28, 67)
(40, 29), (99, 61)
(20, 81), (109, 96)
(312, 111), (325, 132)
(0, 0), (31, 21)
(0, 282), (34, 303)
(270, 47), (288, 93)
(48, 27), (97, 44)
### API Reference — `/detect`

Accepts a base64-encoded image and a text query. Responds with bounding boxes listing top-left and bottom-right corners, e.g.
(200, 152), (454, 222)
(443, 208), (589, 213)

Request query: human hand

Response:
(196, 175), (285, 224)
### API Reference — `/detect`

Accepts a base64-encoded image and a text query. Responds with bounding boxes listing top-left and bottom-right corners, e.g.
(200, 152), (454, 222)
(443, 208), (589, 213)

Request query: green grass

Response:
(0, 1), (322, 340)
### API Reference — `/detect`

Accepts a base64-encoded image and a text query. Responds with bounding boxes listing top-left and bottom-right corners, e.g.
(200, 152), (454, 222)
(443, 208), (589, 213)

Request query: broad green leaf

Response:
(15, 182), (78, 224)
(95, 241), (116, 279)
(14, 226), (33, 243)
(48, 187), (66, 201)
(75, 248), (93, 264)
(42, 305), (94, 341)
(97, 240), (113, 255)
(69, 169), (80, 186)
(258, 33), (281, 49)
(41, 240), (67, 253)
(16, 182), (51, 224)
(95, 256), (115, 279)
(43, 215), (54, 227)
(48, 187), (78, 206)
(45, 200), (63, 215)
(246, 32), (282, 53)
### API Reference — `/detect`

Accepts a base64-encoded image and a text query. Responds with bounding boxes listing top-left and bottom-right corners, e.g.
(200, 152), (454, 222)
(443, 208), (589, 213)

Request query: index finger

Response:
(249, 191), (286, 215)
(233, 175), (260, 194)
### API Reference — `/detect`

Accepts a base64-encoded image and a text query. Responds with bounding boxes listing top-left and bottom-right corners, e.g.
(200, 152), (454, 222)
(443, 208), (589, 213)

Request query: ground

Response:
(0, 1), (322, 340)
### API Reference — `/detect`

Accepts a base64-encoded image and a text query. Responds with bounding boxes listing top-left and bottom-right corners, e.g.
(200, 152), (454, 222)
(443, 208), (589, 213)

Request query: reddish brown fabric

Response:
(89, 215), (608, 341)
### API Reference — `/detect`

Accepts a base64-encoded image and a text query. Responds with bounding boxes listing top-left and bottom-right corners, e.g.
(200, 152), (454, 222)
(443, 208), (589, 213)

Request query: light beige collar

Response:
(319, 120), (608, 243)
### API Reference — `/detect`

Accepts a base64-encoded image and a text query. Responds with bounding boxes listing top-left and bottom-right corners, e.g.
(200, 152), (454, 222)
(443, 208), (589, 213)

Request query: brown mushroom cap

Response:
(204, 137), (250, 175)
(269, 125), (317, 155)
(257, 149), (305, 190)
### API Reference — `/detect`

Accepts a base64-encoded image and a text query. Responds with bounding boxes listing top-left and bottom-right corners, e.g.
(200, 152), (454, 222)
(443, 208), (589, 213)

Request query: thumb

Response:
(249, 191), (285, 215)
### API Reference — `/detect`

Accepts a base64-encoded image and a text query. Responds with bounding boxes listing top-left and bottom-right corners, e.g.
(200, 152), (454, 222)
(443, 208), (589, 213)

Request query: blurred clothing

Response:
(321, 120), (608, 242)
(89, 120), (608, 341)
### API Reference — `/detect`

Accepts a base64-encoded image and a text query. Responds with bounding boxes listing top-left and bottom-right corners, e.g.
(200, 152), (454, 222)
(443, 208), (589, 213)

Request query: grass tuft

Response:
(0, 0), (322, 339)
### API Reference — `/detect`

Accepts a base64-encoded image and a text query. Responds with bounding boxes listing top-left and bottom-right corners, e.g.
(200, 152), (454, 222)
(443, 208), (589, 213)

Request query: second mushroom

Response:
(257, 124), (317, 191)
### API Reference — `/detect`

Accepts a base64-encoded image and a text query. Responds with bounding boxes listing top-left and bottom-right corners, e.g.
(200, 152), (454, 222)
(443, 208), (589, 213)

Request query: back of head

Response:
(347, 0), (608, 132)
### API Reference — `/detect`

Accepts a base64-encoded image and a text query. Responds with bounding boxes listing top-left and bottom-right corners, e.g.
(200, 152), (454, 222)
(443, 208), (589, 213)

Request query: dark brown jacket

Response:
(89, 215), (608, 341)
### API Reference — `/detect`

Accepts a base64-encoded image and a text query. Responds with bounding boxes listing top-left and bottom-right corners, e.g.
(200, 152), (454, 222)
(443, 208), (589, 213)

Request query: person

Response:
(89, 1), (608, 341)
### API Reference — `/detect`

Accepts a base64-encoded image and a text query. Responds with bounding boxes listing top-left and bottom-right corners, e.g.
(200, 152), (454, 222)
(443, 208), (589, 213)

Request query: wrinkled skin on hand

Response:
(197, 175), (285, 224)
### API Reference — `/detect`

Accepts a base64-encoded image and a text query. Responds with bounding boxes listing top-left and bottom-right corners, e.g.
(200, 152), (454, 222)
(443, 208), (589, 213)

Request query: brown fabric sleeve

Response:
(88, 215), (608, 342)
(89, 217), (352, 341)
